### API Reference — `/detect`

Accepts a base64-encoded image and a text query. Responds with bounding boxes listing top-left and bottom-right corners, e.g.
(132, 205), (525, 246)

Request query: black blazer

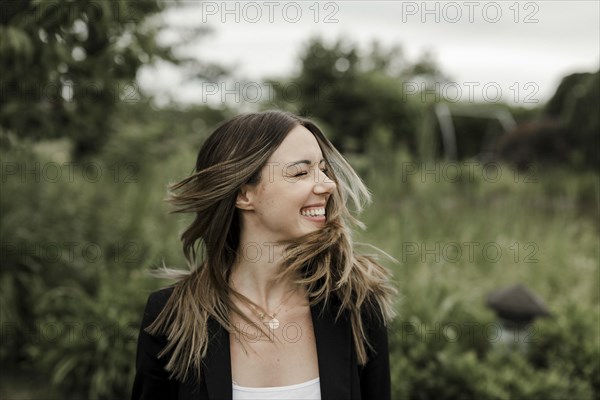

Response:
(132, 287), (391, 400)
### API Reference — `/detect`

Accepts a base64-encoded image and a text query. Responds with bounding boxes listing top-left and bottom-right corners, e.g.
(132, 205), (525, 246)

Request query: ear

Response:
(235, 183), (255, 211)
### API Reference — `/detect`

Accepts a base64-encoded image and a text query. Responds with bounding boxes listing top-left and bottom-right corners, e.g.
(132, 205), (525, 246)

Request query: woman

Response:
(132, 110), (397, 400)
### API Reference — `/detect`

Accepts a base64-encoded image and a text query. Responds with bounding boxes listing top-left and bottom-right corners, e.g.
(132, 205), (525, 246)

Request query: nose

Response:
(313, 168), (336, 195)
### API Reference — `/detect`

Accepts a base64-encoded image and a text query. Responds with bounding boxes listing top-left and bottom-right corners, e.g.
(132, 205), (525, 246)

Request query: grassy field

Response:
(357, 151), (598, 311)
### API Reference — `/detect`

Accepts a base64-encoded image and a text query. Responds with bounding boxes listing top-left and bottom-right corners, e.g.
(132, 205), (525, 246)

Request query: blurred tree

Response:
(0, 0), (176, 158)
(497, 70), (599, 170)
(266, 37), (446, 153)
(545, 70), (599, 169)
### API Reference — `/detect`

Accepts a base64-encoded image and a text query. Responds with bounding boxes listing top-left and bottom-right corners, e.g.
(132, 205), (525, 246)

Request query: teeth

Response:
(301, 208), (325, 217)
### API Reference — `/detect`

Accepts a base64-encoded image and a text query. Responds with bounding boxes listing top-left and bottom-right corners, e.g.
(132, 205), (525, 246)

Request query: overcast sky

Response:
(138, 1), (600, 107)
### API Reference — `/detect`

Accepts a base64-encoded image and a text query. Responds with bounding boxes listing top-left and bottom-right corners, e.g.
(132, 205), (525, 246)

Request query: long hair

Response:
(146, 110), (397, 382)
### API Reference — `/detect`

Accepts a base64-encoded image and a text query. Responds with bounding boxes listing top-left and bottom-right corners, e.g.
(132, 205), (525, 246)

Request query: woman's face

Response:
(236, 125), (337, 242)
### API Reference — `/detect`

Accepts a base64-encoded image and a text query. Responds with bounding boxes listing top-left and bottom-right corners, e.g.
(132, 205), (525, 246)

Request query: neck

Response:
(229, 240), (300, 311)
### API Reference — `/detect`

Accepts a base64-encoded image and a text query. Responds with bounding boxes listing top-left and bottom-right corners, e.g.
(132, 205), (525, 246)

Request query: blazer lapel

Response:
(311, 301), (352, 399)
(202, 317), (233, 400)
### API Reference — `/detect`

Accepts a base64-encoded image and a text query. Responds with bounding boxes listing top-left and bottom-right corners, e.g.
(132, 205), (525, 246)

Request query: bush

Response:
(0, 130), (190, 398)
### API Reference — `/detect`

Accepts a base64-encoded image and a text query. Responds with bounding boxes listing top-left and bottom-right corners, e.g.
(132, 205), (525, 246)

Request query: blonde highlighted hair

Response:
(147, 110), (397, 382)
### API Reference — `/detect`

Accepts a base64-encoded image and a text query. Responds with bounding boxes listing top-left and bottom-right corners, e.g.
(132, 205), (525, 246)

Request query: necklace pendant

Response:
(267, 318), (280, 330)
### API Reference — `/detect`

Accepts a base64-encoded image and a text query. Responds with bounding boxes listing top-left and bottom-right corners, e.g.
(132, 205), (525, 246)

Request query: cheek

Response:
(260, 180), (311, 213)
(256, 187), (287, 212)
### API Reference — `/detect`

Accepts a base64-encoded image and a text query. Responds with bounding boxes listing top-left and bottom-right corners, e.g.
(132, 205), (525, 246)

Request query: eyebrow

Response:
(287, 159), (326, 168)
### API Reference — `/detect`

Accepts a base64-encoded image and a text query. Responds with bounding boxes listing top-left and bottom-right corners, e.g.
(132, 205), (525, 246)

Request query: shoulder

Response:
(140, 286), (176, 328)
(361, 298), (388, 328)
(318, 293), (388, 325)
(146, 286), (176, 307)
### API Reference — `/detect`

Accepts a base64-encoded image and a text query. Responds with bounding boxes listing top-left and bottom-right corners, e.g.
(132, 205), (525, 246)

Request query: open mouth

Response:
(300, 207), (326, 222)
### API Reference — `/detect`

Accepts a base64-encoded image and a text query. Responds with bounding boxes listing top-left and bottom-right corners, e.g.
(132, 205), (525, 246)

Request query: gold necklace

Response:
(231, 281), (299, 330)
(246, 288), (297, 330)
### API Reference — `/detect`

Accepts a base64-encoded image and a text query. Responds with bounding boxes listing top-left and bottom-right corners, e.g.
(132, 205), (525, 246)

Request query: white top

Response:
(232, 377), (321, 400)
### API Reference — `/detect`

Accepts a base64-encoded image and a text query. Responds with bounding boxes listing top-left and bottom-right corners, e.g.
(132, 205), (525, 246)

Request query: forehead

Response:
(269, 125), (323, 162)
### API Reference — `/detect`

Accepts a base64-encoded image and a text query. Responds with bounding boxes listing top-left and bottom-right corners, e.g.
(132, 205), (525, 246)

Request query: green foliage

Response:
(0, 0), (175, 157)
(266, 37), (444, 153)
(356, 148), (599, 399)
(0, 107), (203, 397)
(27, 280), (145, 400)
(527, 301), (600, 395)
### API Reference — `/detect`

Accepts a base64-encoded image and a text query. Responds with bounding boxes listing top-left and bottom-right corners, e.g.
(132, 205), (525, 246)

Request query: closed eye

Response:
(294, 168), (329, 177)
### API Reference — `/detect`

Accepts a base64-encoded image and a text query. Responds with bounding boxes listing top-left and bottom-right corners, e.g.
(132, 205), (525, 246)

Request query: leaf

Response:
(52, 357), (78, 384)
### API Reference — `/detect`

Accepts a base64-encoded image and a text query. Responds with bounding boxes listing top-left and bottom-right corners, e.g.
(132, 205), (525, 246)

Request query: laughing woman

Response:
(132, 110), (397, 400)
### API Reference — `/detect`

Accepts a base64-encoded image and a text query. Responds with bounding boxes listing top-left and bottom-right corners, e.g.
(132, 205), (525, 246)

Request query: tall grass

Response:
(354, 149), (599, 399)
